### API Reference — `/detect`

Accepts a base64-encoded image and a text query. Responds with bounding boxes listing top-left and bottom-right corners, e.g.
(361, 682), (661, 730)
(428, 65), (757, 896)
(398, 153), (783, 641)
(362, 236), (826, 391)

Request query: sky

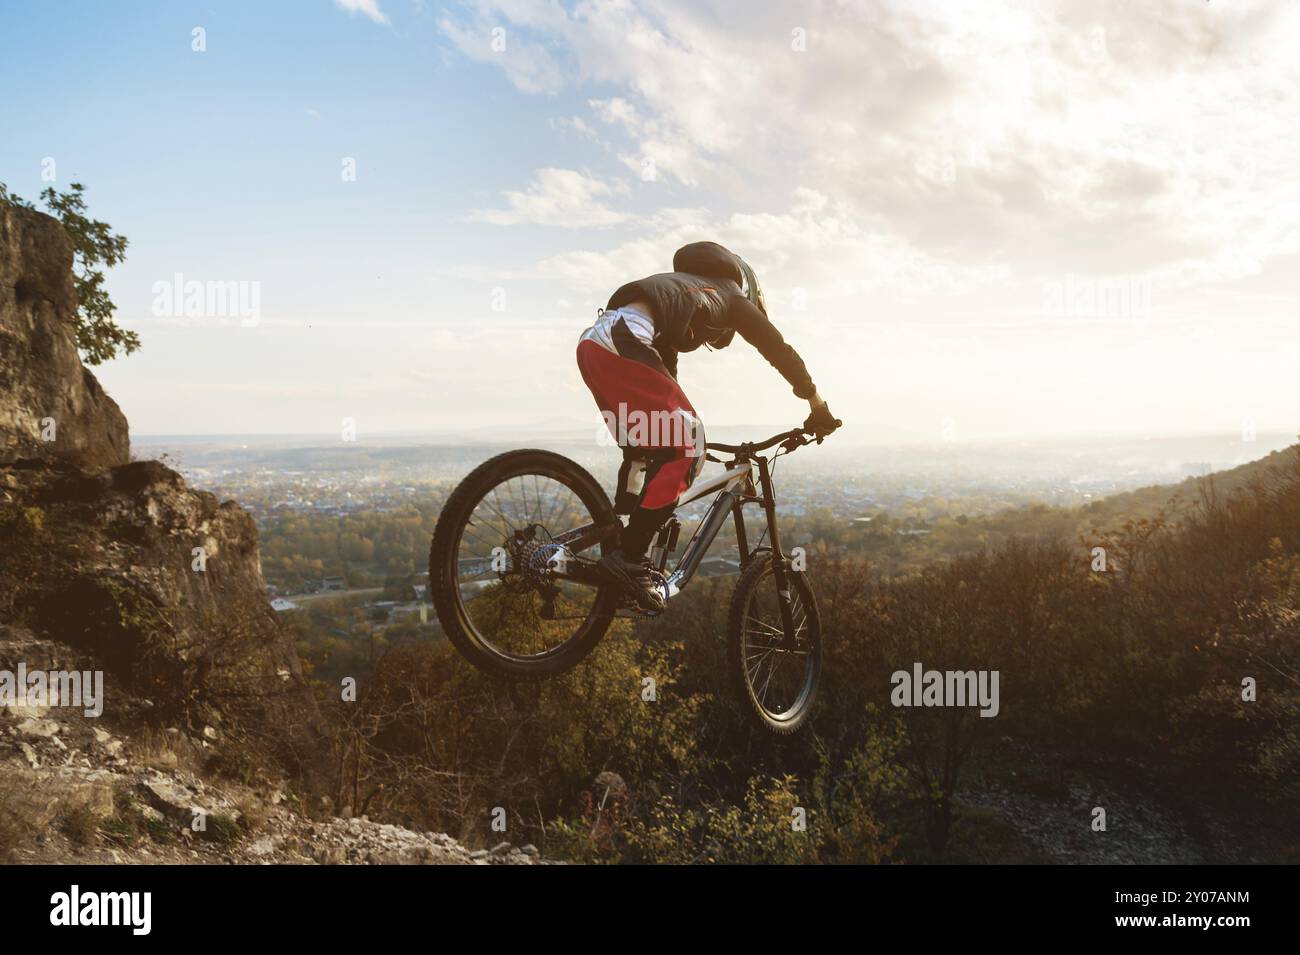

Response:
(1, 0), (1297, 443)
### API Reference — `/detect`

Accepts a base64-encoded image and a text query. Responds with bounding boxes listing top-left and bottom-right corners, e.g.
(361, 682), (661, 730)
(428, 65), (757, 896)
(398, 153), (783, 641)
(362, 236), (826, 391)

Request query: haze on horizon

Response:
(2, 1), (1297, 445)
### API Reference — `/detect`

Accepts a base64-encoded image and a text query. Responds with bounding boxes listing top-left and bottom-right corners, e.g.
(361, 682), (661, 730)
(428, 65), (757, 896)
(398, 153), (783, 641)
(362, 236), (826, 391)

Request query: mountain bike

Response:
(428, 425), (831, 734)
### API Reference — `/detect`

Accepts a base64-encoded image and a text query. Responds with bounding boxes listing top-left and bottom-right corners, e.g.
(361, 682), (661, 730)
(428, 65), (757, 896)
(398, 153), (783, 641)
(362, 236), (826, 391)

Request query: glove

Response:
(803, 402), (841, 437)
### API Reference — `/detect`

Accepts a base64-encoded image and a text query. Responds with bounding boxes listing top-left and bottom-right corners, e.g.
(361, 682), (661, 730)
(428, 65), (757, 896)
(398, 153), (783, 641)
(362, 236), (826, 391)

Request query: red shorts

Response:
(576, 336), (704, 510)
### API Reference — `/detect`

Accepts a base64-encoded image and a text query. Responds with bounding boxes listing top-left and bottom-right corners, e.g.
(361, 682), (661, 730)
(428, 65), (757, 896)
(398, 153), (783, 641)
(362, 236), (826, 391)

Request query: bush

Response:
(308, 447), (1300, 862)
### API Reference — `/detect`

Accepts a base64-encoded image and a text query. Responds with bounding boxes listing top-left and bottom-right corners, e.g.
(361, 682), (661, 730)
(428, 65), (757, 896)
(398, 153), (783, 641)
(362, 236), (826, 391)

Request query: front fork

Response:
(753, 456), (799, 648)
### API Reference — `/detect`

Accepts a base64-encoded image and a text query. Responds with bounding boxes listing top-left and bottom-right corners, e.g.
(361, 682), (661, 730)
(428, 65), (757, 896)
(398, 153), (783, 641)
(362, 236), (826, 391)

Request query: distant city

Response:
(137, 428), (1295, 524)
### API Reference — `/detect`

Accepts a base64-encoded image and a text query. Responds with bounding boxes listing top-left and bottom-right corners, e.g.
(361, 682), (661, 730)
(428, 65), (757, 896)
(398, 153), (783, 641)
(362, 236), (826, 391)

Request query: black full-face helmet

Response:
(672, 241), (765, 349)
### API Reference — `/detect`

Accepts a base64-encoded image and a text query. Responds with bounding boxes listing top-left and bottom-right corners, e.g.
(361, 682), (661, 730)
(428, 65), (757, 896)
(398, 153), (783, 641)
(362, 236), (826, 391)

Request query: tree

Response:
(0, 181), (138, 365)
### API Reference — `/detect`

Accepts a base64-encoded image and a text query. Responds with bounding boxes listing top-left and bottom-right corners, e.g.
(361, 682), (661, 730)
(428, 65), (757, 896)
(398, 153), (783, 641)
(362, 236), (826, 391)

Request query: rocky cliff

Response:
(0, 201), (318, 759)
(0, 200), (540, 864)
(0, 202), (129, 469)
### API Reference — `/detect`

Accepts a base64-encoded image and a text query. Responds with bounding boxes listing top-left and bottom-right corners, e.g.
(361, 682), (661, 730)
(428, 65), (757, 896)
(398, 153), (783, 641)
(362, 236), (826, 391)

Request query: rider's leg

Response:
(619, 501), (675, 561)
(620, 435), (704, 558)
(576, 336), (704, 610)
(598, 426), (703, 611)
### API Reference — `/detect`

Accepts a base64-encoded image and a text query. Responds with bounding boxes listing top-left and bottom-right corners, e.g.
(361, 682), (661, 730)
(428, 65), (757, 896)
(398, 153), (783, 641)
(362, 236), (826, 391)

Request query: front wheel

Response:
(726, 554), (822, 735)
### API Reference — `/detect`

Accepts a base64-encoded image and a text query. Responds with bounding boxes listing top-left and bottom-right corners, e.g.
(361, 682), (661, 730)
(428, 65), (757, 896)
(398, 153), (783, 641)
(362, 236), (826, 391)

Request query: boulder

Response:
(1, 762), (115, 829)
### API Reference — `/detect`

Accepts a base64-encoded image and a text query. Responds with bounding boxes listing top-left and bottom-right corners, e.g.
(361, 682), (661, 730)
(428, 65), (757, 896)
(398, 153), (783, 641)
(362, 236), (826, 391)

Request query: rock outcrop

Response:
(0, 200), (321, 823)
(0, 202), (318, 762)
(0, 463), (320, 758)
(0, 662), (548, 865)
(0, 202), (130, 469)
(0, 198), (547, 866)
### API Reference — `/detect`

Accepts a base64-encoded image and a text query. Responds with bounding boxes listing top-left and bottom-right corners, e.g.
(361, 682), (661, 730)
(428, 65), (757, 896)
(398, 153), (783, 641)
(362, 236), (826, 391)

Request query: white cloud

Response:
(418, 1), (1300, 439)
(442, 0), (1300, 286)
(335, 0), (389, 26)
(533, 187), (1002, 305)
(436, 8), (567, 94)
(467, 168), (630, 228)
(551, 115), (599, 141)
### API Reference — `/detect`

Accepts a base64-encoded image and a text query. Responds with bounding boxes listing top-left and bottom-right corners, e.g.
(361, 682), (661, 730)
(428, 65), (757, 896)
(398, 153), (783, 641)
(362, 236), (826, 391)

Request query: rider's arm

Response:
(722, 294), (817, 400)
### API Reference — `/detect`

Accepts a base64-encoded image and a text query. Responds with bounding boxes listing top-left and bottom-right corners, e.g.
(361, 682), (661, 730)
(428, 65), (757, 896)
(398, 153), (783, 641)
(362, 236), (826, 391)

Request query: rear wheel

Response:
(429, 449), (618, 679)
(726, 554), (821, 735)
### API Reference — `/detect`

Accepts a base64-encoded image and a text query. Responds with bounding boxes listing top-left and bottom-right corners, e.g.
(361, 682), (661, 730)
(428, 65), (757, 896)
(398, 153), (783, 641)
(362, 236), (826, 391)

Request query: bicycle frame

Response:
(659, 457), (753, 599)
(552, 426), (813, 634)
(546, 462), (754, 595)
(655, 439), (802, 643)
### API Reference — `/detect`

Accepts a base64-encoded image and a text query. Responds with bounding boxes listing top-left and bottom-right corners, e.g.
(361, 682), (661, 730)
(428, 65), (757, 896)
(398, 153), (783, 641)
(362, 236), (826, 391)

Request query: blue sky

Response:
(3, 1), (1298, 442)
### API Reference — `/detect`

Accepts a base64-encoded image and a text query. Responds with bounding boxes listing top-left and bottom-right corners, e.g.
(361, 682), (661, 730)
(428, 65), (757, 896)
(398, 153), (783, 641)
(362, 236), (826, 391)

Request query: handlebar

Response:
(707, 424), (833, 457)
(706, 427), (803, 455)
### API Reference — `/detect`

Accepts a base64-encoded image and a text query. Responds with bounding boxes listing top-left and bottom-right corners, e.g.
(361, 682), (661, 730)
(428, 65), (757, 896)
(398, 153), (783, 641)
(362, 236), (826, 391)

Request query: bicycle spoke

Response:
(488, 485), (519, 531)
(476, 493), (520, 540)
(515, 475), (538, 527)
(738, 561), (819, 721)
(541, 483), (577, 542)
(452, 469), (608, 662)
(746, 644), (778, 683)
(756, 652), (780, 705)
(745, 614), (785, 639)
(460, 523), (505, 556)
(465, 506), (513, 547)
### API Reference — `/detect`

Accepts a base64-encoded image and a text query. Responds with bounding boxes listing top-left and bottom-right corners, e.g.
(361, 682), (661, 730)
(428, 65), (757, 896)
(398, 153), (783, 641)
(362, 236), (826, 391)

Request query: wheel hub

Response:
(508, 526), (562, 585)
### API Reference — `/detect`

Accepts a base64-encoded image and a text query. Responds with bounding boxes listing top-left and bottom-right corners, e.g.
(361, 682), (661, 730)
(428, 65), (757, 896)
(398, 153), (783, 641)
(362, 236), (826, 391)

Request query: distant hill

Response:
(1077, 442), (1300, 530)
(865, 442), (1300, 573)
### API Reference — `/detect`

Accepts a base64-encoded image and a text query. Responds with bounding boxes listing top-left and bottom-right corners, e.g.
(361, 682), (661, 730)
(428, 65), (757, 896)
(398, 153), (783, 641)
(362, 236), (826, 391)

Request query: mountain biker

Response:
(576, 241), (839, 612)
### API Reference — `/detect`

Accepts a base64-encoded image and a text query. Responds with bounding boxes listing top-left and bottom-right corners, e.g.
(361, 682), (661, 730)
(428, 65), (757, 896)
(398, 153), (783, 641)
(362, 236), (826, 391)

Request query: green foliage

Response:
(0, 181), (137, 365)
(260, 503), (440, 592)
(0, 504), (45, 536)
(200, 813), (242, 845)
(204, 743), (264, 787)
(144, 815), (176, 844)
(0, 780), (22, 863)
(94, 577), (174, 679)
(0, 182), (31, 210)
(100, 786), (177, 848)
(628, 777), (822, 864)
(550, 739), (903, 864)
(59, 806), (100, 846)
(298, 446), (1300, 863)
(548, 778), (818, 865)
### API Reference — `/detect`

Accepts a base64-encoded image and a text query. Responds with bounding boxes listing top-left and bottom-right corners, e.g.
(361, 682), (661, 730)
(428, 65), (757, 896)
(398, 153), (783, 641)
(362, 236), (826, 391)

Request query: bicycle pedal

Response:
(616, 592), (665, 617)
(617, 605), (663, 619)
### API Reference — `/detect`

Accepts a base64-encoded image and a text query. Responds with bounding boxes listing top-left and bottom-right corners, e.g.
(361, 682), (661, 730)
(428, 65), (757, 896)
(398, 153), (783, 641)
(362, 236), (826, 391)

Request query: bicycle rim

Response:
(452, 469), (606, 663)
